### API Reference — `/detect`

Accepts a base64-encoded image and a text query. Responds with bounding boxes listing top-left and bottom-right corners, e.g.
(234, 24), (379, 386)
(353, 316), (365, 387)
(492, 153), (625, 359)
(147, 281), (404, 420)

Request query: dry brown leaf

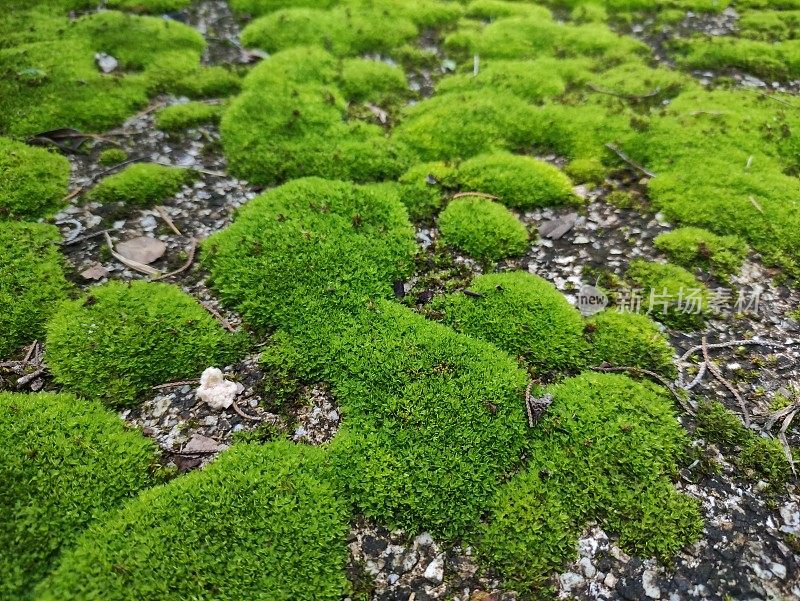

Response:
(115, 236), (167, 265)
(80, 263), (109, 281)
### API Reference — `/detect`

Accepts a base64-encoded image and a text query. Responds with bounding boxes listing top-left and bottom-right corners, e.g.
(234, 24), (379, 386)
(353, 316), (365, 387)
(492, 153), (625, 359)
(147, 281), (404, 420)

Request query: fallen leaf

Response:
(115, 236), (167, 265)
(105, 233), (161, 276)
(182, 434), (221, 454)
(80, 263), (109, 281)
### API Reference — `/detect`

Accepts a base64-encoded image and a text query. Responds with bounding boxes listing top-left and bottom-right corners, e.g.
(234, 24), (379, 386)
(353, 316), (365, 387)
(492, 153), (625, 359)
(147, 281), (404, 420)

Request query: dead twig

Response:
(701, 336), (750, 427)
(605, 143), (656, 178)
(755, 89), (798, 108)
(588, 83), (661, 101)
(17, 367), (46, 388)
(153, 238), (197, 280)
(200, 301), (236, 333)
(231, 401), (264, 421)
(152, 379), (198, 390)
(525, 381), (534, 428)
(105, 232), (162, 276)
(152, 161), (227, 178)
(61, 229), (112, 247)
(154, 206), (183, 236)
(451, 191), (498, 200)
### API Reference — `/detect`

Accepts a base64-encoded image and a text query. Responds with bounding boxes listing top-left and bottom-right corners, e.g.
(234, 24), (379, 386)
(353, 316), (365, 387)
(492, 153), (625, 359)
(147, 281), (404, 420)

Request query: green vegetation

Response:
(438, 197), (529, 263)
(478, 372), (702, 594)
(97, 148), (129, 166)
(88, 163), (195, 207)
(626, 259), (710, 329)
(0, 222), (70, 359)
(45, 281), (247, 406)
(675, 37), (800, 80)
(338, 58), (407, 104)
(396, 161), (455, 221)
(170, 66), (242, 98)
(654, 227), (748, 282)
(0, 137), (70, 220)
(433, 271), (588, 373)
(37, 441), (350, 601)
(0, 392), (159, 600)
(587, 310), (676, 377)
(739, 10), (800, 41)
(455, 152), (578, 209)
(106, 0), (192, 12)
(203, 177), (417, 332)
(695, 400), (791, 487)
(155, 102), (222, 131)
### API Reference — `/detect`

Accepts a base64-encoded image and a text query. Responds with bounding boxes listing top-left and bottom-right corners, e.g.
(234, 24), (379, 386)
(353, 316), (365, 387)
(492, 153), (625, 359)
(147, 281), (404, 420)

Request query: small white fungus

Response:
(196, 367), (243, 410)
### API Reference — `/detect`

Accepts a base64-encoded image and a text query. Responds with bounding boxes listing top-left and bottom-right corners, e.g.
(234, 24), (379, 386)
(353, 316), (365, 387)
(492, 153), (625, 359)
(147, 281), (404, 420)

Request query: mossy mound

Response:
(587, 310), (676, 377)
(0, 392), (159, 599)
(88, 163), (195, 207)
(396, 161), (456, 221)
(625, 259), (710, 330)
(106, 0), (192, 13)
(36, 441), (350, 601)
(433, 271), (588, 373)
(155, 102), (222, 131)
(97, 147), (129, 166)
(0, 222), (71, 359)
(654, 227), (748, 283)
(45, 281), (247, 406)
(0, 137), (70, 220)
(170, 66), (242, 99)
(478, 372), (702, 593)
(221, 47), (412, 185)
(0, 10), (206, 136)
(675, 36), (800, 80)
(738, 10), (800, 41)
(454, 152), (578, 209)
(338, 58), (407, 104)
(438, 197), (529, 263)
(203, 177), (417, 332)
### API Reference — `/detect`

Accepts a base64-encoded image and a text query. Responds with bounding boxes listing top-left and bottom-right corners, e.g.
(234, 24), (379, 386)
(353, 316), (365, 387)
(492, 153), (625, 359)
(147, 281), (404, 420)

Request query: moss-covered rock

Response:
(36, 441), (350, 601)
(0, 222), (70, 359)
(625, 259), (710, 329)
(654, 227), (748, 282)
(155, 102), (222, 131)
(587, 310), (676, 377)
(0, 392), (159, 599)
(433, 271), (588, 373)
(338, 58), (407, 104)
(478, 372), (702, 593)
(438, 197), (529, 263)
(396, 161), (456, 221)
(0, 137), (70, 220)
(203, 177), (417, 332)
(455, 152), (578, 209)
(88, 163), (195, 207)
(45, 281), (247, 406)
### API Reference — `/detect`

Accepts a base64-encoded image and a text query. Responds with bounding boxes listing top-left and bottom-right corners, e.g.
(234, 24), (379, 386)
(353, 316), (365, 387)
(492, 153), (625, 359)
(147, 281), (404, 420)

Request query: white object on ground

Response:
(196, 367), (243, 410)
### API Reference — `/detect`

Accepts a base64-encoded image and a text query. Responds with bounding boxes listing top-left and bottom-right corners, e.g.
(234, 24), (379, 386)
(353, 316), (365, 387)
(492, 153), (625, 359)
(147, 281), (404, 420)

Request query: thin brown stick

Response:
(17, 367), (46, 388)
(152, 379), (198, 390)
(588, 83), (661, 101)
(605, 143), (656, 178)
(61, 229), (112, 247)
(451, 191), (499, 201)
(153, 238), (197, 281)
(200, 301), (236, 333)
(701, 336), (750, 427)
(231, 401), (264, 422)
(755, 90), (798, 108)
(524, 381), (534, 428)
(155, 206), (183, 236)
(152, 161), (227, 178)
(590, 365), (694, 414)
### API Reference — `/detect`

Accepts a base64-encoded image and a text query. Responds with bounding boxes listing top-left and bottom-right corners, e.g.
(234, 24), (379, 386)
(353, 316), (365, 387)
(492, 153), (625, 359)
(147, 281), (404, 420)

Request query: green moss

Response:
(571, 2), (609, 23)
(478, 373), (702, 594)
(565, 157), (607, 184)
(695, 400), (791, 486)
(338, 58), (407, 104)
(230, 0), (335, 15)
(0, 392), (159, 599)
(45, 281), (247, 406)
(438, 197), (529, 263)
(0, 137), (70, 220)
(396, 161), (456, 221)
(202, 177), (417, 332)
(155, 102), (222, 131)
(0, 222), (70, 359)
(221, 47), (412, 185)
(587, 310), (676, 377)
(455, 152), (578, 209)
(105, 0), (192, 13)
(464, 0), (553, 20)
(738, 10), (800, 41)
(97, 147), (129, 166)
(171, 66), (242, 98)
(88, 163), (195, 207)
(625, 259), (710, 329)
(37, 441), (350, 601)
(675, 36), (800, 80)
(654, 227), (748, 282)
(433, 271), (589, 373)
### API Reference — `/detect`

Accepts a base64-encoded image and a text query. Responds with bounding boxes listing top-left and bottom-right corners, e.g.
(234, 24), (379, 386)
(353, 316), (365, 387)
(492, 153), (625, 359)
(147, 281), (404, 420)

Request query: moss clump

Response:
(396, 161), (456, 221)
(464, 0), (552, 19)
(625, 259), (710, 329)
(695, 400), (791, 486)
(0, 392), (159, 599)
(37, 441), (350, 601)
(171, 65), (242, 98)
(654, 227), (748, 282)
(338, 58), (407, 104)
(478, 373), (702, 593)
(221, 47), (412, 185)
(438, 197), (529, 263)
(45, 281), (247, 406)
(203, 177), (417, 332)
(455, 152), (578, 209)
(105, 0), (191, 12)
(564, 157), (607, 184)
(88, 163), (194, 207)
(0, 137), (70, 220)
(97, 147), (129, 166)
(0, 223), (70, 359)
(738, 10), (800, 41)
(675, 37), (800, 80)
(587, 310), (676, 377)
(155, 102), (222, 131)
(433, 271), (588, 373)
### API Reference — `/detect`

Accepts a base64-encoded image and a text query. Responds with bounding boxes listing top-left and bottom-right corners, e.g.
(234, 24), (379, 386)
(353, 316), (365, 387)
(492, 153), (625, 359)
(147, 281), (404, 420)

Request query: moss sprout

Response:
(338, 58), (407, 104)
(0, 222), (70, 359)
(45, 281), (248, 406)
(97, 147), (129, 166)
(88, 163), (195, 207)
(0, 137), (70, 220)
(0, 392), (159, 598)
(654, 227), (748, 282)
(155, 102), (222, 131)
(438, 197), (529, 263)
